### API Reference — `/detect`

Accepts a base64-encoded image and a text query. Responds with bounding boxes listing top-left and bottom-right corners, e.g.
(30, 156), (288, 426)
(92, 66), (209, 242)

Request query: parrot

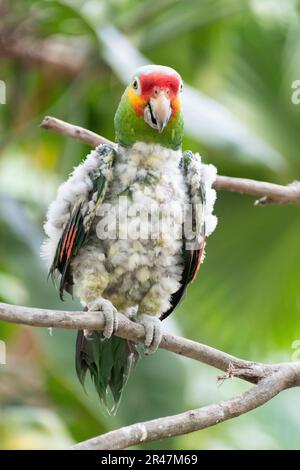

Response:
(42, 64), (217, 414)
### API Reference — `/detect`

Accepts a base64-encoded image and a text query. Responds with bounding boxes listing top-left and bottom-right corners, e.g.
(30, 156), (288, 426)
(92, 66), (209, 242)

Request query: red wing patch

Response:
(60, 224), (78, 262)
(191, 239), (205, 283)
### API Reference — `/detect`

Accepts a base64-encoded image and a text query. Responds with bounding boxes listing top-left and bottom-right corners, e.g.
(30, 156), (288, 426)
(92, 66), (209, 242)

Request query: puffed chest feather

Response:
(100, 143), (188, 249)
(91, 143), (188, 300)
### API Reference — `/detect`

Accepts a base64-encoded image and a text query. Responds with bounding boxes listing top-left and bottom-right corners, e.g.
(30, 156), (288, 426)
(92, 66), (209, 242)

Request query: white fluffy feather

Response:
(41, 145), (113, 267)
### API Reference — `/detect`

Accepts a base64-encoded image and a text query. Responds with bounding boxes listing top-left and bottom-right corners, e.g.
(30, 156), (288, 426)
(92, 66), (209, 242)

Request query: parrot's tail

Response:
(75, 330), (139, 415)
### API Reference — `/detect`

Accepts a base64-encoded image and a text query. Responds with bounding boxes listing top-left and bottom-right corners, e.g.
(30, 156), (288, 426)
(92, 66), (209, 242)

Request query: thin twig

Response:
(214, 175), (300, 205)
(40, 116), (300, 205)
(41, 116), (112, 147)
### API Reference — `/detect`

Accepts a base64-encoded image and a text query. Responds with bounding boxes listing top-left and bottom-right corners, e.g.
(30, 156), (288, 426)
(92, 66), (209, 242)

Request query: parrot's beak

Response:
(145, 91), (172, 133)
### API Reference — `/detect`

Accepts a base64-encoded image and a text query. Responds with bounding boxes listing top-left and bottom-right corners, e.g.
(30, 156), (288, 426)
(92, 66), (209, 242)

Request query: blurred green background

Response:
(1, 0), (300, 450)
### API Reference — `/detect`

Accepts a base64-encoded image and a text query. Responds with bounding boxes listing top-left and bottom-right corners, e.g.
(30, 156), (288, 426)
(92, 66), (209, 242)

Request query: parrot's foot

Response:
(137, 314), (162, 355)
(88, 298), (118, 338)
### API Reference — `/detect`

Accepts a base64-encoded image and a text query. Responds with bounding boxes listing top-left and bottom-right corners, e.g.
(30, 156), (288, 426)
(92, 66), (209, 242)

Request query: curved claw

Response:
(137, 314), (162, 355)
(88, 298), (118, 338)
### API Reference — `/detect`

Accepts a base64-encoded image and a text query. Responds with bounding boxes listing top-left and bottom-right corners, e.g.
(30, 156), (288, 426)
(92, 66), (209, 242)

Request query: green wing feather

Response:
(76, 330), (139, 414)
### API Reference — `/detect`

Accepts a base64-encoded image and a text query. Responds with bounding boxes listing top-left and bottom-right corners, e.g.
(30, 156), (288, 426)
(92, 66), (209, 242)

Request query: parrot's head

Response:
(114, 65), (184, 150)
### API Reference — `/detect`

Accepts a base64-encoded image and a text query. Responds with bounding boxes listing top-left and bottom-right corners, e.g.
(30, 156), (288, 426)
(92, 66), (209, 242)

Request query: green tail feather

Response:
(75, 331), (139, 414)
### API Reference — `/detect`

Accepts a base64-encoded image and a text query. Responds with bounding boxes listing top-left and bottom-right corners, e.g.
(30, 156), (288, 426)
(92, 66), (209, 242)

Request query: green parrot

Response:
(42, 65), (217, 413)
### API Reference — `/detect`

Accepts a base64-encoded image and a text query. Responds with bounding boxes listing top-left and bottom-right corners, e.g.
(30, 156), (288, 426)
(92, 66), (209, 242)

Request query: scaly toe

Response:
(102, 303), (118, 339)
(138, 314), (162, 355)
(88, 298), (118, 339)
(148, 320), (162, 354)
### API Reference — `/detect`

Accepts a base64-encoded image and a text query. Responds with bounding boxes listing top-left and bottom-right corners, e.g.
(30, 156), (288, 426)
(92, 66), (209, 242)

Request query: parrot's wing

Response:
(43, 144), (116, 299)
(160, 151), (207, 320)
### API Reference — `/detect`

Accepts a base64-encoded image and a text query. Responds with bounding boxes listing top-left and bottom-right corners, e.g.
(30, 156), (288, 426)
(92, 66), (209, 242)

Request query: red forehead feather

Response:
(140, 72), (180, 96)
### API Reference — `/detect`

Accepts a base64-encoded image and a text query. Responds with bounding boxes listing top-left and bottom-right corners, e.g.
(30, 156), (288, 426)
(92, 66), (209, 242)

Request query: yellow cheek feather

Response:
(128, 88), (147, 116)
(171, 96), (181, 117)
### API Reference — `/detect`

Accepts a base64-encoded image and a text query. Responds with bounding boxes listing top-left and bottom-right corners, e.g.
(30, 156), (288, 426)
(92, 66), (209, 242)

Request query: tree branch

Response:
(41, 116), (112, 147)
(40, 116), (300, 206)
(70, 364), (300, 450)
(0, 301), (275, 383)
(0, 301), (300, 449)
(0, 33), (89, 76)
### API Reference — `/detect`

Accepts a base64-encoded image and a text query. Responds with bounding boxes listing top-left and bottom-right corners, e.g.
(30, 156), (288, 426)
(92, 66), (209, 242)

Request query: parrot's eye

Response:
(180, 82), (183, 93)
(132, 78), (139, 91)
